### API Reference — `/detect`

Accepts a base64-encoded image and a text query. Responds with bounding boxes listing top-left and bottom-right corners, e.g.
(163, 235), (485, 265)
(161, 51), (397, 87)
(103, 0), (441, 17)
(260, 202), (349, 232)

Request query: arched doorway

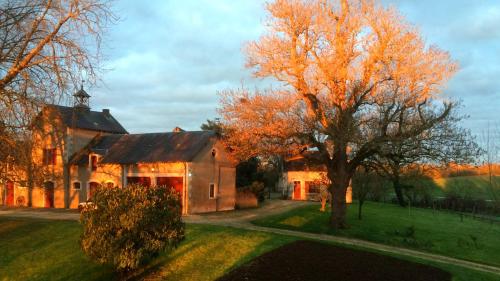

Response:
(5, 180), (14, 206)
(88, 182), (100, 199)
(44, 181), (55, 208)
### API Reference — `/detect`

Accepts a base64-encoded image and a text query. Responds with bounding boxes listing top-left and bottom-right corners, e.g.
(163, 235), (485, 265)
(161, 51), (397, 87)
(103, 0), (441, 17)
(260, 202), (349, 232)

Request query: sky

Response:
(86, 0), (499, 138)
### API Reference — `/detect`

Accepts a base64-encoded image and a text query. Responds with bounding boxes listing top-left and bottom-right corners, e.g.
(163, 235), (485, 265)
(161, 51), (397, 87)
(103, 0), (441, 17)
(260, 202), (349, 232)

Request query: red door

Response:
(44, 182), (54, 208)
(293, 181), (301, 200)
(156, 177), (183, 202)
(6, 181), (14, 206)
(88, 182), (100, 199)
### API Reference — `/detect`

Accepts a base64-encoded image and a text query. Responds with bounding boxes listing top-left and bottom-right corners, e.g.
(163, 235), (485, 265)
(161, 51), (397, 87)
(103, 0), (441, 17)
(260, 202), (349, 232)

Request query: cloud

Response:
(88, 0), (498, 137)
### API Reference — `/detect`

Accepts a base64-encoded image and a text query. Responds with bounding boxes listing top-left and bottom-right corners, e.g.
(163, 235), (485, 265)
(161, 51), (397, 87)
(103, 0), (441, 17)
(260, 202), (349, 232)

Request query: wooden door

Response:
(88, 182), (100, 199)
(156, 177), (183, 201)
(293, 181), (301, 200)
(44, 182), (54, 208)
(217, 167), (236, 211)
(6, 181), (14, 206)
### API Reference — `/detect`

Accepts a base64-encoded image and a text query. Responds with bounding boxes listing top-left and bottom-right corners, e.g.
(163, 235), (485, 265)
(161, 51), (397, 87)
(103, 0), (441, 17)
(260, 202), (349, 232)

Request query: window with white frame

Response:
(209, 183), (216, 199)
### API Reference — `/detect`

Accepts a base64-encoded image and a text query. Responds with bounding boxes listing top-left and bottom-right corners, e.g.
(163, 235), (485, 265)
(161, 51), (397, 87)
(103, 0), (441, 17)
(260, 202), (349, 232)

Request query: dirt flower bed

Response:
(218, 240), (451, 281)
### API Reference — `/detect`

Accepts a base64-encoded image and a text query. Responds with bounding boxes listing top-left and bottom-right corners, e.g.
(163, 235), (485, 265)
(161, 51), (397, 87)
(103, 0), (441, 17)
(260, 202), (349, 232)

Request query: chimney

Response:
(102, 109), (110, 116)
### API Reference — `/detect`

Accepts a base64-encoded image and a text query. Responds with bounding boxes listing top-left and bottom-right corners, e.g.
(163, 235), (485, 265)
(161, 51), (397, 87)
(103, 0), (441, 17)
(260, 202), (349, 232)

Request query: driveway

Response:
(0, 206), (80, 220)
(183, 199), (314, 224)
(0, 199), (312, 222)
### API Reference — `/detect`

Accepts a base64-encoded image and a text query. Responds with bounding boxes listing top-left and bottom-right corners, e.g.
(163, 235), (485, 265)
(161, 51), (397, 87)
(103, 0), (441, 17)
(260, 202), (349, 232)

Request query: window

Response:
(305, 181), (321, 194)
(90, 155), (98, 171)
(209, 183), (216, 199)
(42, 148), (57, 165)
(73, 182), (81, 190)
(127, 177), (151, 187)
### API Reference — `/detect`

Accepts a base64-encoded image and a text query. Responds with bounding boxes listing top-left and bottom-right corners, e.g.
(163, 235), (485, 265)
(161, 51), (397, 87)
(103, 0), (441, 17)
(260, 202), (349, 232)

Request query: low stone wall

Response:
(236, 190), (258, 209)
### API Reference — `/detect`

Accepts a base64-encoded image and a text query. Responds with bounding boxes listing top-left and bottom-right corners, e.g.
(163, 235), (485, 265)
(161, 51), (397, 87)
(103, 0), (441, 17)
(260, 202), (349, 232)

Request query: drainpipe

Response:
(183, 162), (188, 215)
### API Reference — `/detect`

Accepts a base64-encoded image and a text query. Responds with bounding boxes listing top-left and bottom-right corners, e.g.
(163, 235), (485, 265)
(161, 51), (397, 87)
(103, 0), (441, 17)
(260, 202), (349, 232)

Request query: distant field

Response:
(432, 175), (500, 200)
(388, 175), (500, 201)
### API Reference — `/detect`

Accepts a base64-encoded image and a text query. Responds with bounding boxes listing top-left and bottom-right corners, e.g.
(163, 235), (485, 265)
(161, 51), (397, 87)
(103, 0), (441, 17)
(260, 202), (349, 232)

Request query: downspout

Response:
(184, 162), (188, 215)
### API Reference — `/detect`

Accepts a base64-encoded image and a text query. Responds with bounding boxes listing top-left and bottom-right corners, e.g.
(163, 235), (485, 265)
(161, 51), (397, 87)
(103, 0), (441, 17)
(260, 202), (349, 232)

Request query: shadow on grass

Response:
(130, 224), (297, 281)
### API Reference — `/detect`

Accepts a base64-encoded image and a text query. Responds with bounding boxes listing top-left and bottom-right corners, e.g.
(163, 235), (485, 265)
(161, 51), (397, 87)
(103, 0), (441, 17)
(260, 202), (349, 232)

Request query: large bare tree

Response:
(0, 0), (115, 206)
(219, 0), (457, 228)
(0, 0), (115, 131)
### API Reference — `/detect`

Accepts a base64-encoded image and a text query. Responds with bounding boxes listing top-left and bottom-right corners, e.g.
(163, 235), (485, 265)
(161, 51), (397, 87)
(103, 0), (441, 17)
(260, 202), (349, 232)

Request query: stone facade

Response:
(1, 104), (236, 214)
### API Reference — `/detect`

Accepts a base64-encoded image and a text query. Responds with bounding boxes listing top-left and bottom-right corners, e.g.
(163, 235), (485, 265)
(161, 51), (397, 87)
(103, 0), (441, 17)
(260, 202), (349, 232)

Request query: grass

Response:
(0, 216), (498, 281)
(253, 201), (500, 267)
(0, 217), (295, 281)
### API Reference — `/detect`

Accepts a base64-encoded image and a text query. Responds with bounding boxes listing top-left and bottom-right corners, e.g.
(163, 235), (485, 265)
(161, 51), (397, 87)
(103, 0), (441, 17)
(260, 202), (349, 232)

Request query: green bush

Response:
(79, 184), (185, 274)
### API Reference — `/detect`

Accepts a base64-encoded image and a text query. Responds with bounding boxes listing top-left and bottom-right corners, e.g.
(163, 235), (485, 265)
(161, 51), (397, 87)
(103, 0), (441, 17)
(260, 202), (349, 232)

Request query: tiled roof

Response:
(285, 152), (327, 172)
(49, 105), (128, 134)
(74, 131), (216, 164)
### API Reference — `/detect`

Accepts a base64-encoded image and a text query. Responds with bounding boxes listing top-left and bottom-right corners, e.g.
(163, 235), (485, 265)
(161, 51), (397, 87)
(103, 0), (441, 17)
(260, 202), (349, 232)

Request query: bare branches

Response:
(219, 0), (458, 227)
(0, 0), (116, 132)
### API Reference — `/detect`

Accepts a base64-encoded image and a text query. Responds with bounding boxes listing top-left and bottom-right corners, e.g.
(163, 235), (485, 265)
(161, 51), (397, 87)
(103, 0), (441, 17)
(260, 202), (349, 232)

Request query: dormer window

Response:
(90, 155), (99, 171)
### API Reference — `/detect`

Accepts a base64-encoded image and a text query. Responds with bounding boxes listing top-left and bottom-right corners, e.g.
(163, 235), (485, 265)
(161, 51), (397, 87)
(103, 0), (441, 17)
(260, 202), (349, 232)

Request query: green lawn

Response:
(0, 217), (295, 281)
(253, 201), (500, 267)
(0, 216), (498, 281)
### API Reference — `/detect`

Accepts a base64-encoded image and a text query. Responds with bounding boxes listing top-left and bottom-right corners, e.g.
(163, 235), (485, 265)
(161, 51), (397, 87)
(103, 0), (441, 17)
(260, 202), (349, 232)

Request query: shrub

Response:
(249, 181), (266, 202)
(80, 184), (184, 274)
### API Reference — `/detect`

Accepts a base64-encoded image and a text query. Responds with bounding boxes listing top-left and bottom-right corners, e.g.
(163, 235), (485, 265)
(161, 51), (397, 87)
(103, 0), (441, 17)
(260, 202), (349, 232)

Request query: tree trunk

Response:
(330, 183), (348, 228)
(327, 138), (352, 229)
(393, 177), (407, 207)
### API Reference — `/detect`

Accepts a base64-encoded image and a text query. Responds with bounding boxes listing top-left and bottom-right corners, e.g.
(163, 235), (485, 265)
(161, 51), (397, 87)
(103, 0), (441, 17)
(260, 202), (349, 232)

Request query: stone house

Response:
(0, 88), (236, 214)
(278, 153), (352, 203)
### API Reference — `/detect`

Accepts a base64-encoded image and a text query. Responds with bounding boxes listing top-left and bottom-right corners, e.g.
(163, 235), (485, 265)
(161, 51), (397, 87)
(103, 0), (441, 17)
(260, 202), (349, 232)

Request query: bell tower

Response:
(73, 85), (90, 110)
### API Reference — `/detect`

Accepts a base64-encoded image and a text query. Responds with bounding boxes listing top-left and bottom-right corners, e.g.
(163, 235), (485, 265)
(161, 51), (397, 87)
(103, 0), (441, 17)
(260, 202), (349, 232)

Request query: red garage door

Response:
(127, 177), (151, 187)
(156, 177), (183, 200)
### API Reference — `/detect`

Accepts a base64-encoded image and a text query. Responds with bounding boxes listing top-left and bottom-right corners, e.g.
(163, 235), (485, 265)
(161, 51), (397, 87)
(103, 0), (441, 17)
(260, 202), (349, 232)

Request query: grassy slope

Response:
(0, 217), (497, 281)
(433, 175), (500, 200)
(253, 201), (500, 267)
